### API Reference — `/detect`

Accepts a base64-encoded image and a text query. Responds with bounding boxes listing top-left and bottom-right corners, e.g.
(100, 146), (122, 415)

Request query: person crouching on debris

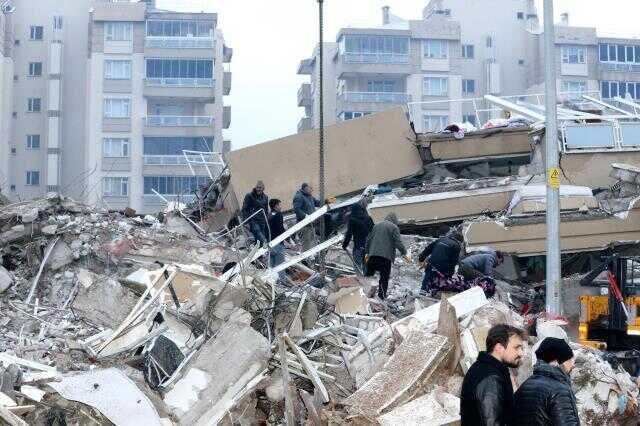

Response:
(342, 199), (374, 274)
(293, 183), (322, 252)
(418, 229), (463, 294)
(460, 250), (505, 279)
(268, 199), (287, 275)
(461, 324), (525, 426)
(364, 212), (410, 300)
(242, 180), (269, 247)
(514, 337), (580, 426)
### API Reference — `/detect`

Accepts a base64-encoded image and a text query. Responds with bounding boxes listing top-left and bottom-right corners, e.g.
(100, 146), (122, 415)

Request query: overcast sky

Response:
(157, 0), (640, 150)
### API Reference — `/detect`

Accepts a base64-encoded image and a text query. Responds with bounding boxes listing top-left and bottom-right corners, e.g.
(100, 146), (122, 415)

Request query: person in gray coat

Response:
(364, 212), (410, 299)
(292, 183), (322, 251)
(460, 250), (505, 279)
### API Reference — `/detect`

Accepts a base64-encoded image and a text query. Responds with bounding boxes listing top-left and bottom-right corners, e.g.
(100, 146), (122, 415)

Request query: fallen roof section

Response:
(228, 107), (423, 210)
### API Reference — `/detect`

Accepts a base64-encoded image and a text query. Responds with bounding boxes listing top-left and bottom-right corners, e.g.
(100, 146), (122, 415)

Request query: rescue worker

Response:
(241, 180), (269, 246)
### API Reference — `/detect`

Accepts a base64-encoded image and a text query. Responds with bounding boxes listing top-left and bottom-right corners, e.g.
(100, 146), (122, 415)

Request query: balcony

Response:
(336, 53), (412, 78)
(145, 37), (214, 49)
(298, 117), (312, 133)
(297, 57), (315, 75)
(600, 62), (640, 73)
(297, 83), (312, 107)
(143, 116), (214, 137)
(223, 106), (231, 129)
(143, 78), (215, 101)
(339, 91), (410, 104)
(223, 71), (232, 95)
(143, 154), (204, 166)
(145, 116), (213, 127)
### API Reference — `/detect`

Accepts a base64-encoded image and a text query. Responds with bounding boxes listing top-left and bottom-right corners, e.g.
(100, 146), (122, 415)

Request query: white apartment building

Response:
(297, 0), (640, 134)
(1, 0), (231, 213)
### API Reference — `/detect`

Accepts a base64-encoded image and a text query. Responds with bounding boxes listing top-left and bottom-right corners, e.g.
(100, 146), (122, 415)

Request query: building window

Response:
(602, 81), (640, 100)
(462, 44), (474, 59)
(103, 138), (130, 157)
(10, 185), (15, 192)
(423, 115), (449, 133)
(143, 176), (210, 196)
(29, 26), (43, 41)
(103, 98), (131, 118)
(561, 46), (586, 64)
(518, 59), (525, 65)
(104, 60), (132, 80)
(53, 16), (63, 30)
(103, 177), (129, 197)
(423, 77), (448, 96)
(366, 80), (395, 93)
(28, 62), (42, 77)
(343, 111), (371, 121)
(462, 79), (475, 94)
(463, 114), (477, 126)
(146, 20), (214, 38)
(561, 81), (587, 99)
(26, 171), (40, 186)
(145, 59), (214, 79)
(143, 137), (213, 155)
(517, 12), (524, 20)
(423, 40), (448, 59)
(27, 98), (41, 112)
(26, 135), (40, 149)
(105, 22), (132, 42)
(599, 43), (640, 64)
(342, 35), (409, 55)
(486, 36), (493, 48)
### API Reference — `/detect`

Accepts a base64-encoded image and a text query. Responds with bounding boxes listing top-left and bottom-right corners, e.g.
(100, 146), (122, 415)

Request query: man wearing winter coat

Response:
(460, 324), (525, 426)
(292, 183), (322, 251)
(241, 181), (269, 246)
(514, 337), (580, 426)
(418, 230), (463, 293)
(364, 212), (410, 299)
(342, 200), (374, 274)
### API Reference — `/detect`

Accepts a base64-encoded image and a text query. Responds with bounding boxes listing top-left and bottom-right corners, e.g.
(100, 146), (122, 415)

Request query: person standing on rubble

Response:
(514, 337), (580, 426)
(293, 183), (322, 252)
(242, 181), (269, 246)
(342, 200), (374, 274)
(268, 199), (287, 272)
(418, 229), (463, 294)
(461, 324), (525, 426)
(364, 212), (410, 299)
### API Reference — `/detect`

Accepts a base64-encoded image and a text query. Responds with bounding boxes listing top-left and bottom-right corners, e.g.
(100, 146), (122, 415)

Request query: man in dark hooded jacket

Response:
(418, 230), (463, 293)
(514, 337), (580, 426)
(342, 200), (374, 274)
(292, 183), (322, 251)
(242, 181), (269, 246)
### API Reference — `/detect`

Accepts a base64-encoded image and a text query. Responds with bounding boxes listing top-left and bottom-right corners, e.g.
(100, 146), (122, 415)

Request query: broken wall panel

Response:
(228, 107), (423, 210)
(417, 127), (531, 163)
(465, 209), (640, 256)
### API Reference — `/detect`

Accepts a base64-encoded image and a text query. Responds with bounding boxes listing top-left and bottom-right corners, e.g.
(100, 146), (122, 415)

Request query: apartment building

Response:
(297, 42), (338, 133)
(1, 0), (232, 214)
(296, 0), (640, 134)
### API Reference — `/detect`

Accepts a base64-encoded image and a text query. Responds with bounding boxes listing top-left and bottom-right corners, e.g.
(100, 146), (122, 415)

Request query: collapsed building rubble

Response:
(0, 193), (637, 425)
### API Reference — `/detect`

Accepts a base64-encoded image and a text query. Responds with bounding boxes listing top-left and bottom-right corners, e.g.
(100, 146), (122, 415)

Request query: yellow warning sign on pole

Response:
(548, 167), (561, 189)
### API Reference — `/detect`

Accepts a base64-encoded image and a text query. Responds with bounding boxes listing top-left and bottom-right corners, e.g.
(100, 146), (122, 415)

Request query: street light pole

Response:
(543, 0), (561, 316)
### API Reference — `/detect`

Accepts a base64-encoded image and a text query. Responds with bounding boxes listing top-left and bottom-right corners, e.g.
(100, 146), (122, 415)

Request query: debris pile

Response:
(0, 193), (639, 425)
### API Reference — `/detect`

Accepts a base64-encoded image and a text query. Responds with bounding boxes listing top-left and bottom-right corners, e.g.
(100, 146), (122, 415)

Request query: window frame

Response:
(29, 26), (43, 41)
(102, 177), (129, 197)
(423, 39), (448, 59)
(26, 134), (41, 149)
(423, 115), (449, 133)
(462, 79), (476, 94)
(103, 98), (131, 119)
(561, 45), (586, 64)
(462, 44), (474, 59)
(423, 76), (449, 97)
(26, 171), (40, 186)
(27, 98), (42, 112)
(103, 138), (131, 158)
(28, 62), (43, 77)
(104, 59), (132, 80)
(105, 22), (133, 42)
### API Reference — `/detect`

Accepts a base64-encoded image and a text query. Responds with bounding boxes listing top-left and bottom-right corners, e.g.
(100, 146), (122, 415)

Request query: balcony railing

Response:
(143, 153), (221, 166)
(145, 37), (214, 49)
(145, 116), (213, 127)
(600, 62), (640, 73)
(340, 91), (410, 104)
(342, 52), (410, 64)
(297, 117), (312, 133)
(144, 78), (214, 87)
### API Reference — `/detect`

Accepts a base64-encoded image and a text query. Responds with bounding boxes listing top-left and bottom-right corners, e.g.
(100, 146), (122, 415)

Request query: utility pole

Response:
(317, 0), (326, 269)
(543, 0), (561, 316)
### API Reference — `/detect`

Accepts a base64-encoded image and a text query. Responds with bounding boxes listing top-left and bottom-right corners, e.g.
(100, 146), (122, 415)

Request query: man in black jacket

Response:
(461, 324), (525, 426)
(268, 199), (286, 273)
(514, 337), (580, 426)
(292, 183), (322, 252)
(241, 181), (269, 246)
(418, 229), (463, 293)
(342, 201), (374, 274)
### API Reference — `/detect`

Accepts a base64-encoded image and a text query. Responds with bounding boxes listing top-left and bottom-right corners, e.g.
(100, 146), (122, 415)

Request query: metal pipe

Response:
(544, 0), (561, 316)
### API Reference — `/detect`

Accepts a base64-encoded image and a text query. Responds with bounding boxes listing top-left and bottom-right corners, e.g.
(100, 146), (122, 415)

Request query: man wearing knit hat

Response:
(514, 337), (580, 425)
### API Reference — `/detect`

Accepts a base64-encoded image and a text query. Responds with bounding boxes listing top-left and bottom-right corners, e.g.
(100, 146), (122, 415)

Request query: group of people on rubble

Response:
(461, 324), (580, 425)
(240, 180), (504, 298)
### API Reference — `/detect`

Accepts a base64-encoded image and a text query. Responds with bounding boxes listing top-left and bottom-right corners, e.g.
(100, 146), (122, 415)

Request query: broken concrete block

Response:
(164, 317), (271, 425)
(377, 390), (460, 426)
(20, 208), (39, 223)
(76, 268), (95, 289)
(0, 266), (13, 294)
(334, 288), (369, 315)
(46, 242), (73, 271)
(344, 330), (450, 417)
(72, 278), (138, 328)
(41, 224), (58, 235)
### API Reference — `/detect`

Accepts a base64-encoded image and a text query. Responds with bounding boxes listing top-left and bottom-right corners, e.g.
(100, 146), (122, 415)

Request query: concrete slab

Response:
(377, 391), (460, 426)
